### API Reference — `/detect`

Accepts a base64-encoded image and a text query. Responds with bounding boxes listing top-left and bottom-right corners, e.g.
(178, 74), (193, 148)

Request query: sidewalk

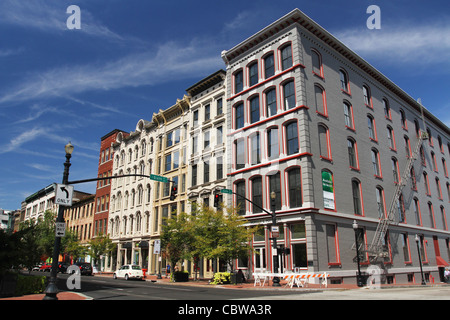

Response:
(1, 272), (448, 300)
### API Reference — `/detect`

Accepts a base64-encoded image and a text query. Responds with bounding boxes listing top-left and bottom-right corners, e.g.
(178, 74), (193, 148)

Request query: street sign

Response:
(55, 222), (66, 237)
(150, 174), (168, 183)
(220, 188), (232, 194)
(271, 226), (279, 238)
(55, 184), (74, 206)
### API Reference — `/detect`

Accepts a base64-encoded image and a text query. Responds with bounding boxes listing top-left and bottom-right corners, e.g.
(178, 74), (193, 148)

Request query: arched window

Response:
(287, 167), (302, 208)
(234, 69), (243, 94)
(250, 176), (263, 214)
(248, 61), (259, 87)
(282, 80), (296, 110)
(263, 52), (275, 79)
(318, 124), (332, 160)
(311, 49), (323, 77)
(285, 121), (299, 155)
(343, 101), (354, 129)
(363, 85), (372, 108)
(234, 102), (244, 129)
(267, 126), (279, 160)
(367, 114), (377, 140)
(235, 180), (246, 215)
(249, 95), (260, 124)
(268, 172), (281, 211)
(280, 43), (292, 71)
(383, 98), (391, 119)
(265, 88), (277, 117)
(347, 138), (358, 169)
(371, 148), (382, 177)
(314, 84), (327, 116)
(339, 69), (350, 93)
(375, 186), (385, 218)
(351, 179), (363, 216)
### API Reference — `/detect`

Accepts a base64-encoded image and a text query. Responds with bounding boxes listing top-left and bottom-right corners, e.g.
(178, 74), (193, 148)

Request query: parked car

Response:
(113, 265), (144, 280)
(32, 264), (42, 271)
(39, 263), (52, 272)
(58, 262), (71, 273)
(74, 262), (93, 276)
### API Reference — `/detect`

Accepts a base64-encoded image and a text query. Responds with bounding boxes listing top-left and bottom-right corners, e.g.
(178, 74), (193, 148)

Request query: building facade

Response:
(186, 70), (228, 277)
(221, 9), (450, 284)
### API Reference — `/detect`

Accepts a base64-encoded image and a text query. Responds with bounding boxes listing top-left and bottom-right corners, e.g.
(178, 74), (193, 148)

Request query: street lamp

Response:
(415, 234), (426, 286)
(270, 191), (280, 287)
(352, 220), (364, 287)
(43, 142), (74, 300)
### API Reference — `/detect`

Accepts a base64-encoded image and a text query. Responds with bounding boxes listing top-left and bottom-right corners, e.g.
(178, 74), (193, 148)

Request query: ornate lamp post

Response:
(352, 220), (364, 287)
(415, 234), (427, 286)
(43, 142), (74, 300)
(270, 191), (280, 287)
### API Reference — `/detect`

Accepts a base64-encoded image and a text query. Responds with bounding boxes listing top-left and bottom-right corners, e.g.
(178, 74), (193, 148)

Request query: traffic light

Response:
(214, 193), (220, 208)
(170, 185), (177, 201)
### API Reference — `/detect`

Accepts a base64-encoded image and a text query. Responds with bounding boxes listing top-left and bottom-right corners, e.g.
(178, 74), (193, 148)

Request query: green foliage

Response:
(210, 272), (231, 285)
(15, 274), (47, 296)
(88, 233), (116, 267)
(161, 204), (259, 272)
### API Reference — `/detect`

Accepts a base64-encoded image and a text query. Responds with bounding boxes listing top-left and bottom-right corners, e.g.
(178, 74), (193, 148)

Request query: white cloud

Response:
(333, 21), (450, 67)
(0, 0), (123, 41)
(0, 40), (222, 104)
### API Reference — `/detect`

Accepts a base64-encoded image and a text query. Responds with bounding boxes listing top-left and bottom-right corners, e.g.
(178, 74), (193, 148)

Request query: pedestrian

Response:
(444, 268), (450, 283)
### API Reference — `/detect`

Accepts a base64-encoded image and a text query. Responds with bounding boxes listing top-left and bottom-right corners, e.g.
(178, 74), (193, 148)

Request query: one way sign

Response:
(55, 184), (74, 206)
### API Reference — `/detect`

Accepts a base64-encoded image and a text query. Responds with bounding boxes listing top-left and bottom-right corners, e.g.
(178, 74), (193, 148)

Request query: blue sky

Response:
(1, 0), (449, 210)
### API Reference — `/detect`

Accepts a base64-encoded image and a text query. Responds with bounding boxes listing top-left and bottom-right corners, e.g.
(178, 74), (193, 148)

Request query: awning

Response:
(436, 256), (449, 267)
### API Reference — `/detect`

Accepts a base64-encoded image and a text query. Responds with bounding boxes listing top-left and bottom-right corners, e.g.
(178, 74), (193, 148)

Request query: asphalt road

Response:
(47, 272), (304, 300)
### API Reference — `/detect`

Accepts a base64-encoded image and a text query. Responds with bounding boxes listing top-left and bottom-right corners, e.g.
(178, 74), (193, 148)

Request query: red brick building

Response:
(93, 129), (128, 240)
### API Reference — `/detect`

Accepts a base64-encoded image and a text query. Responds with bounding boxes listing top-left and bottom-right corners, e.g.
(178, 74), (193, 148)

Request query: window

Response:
(400, 109), (407, 130)
(363, 85), (372, 107)
(436, 177), (443, 199)
(404, 136), (411, 158)
(193, 110), (199, 126)
(234, 70), (243, 93)
(383, 99), (391, 119)
(264, 53), (275, 79)
(424, 172), (431, 195)
(265, 88), (277, 117)
(371, 148), (381, 177)
(249, 96), (260, 124)
(431, 151), (438, 172)
(267, 127), (279, 160)
(250, 133), (261, 165)
(251, 177), (263, 214)
(318, 124), (332, 160)
(282, 80), (296, 109)
(248, 62), (258, 87)
(387, 126), (396, 150)
(234, 102), (244, 129)
(401, 234), (411, 263)
(217, 98), (223, 115)
(347, 138), (358, 169)
(204, 160), (209, 184)
(235, 180), (246, 215)
(164, 154), (172, 172)
(343, 101), (354, 129)
(203, 131), (210, 149)
(440, 206), (448, 230)
(216, 126), (223, 145)
(443, 158), (448, 177)
(427, 128), (433, 146)
(314, 84), (327, 116)
(285, 121), (299, 155)
(216, 156), (223, 179)
(191, 164), (197, 186)
(376, 186), (385, 218)
(280, 44), (292, 71)
(397, 194), (406, 223)
(287, 168), (302, 208)
(269, 172), (281, 211)
(204, 104), (210, 121)
(428, 202), (436, 228)
(326, 224), (340, 265)
(413, 197), (422, 226)
(352, 179), (363, 215)
(311, 49), (323, 77)
(414, 119), (421, 137)
(339, 69), (350, 92)
(367, 115), (377, 140)
(410, 166), (417, 190)
(235, 139), (245, 170)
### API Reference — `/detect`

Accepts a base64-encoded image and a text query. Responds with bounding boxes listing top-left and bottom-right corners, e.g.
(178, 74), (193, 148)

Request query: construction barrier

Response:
(253, 272), (328, 288)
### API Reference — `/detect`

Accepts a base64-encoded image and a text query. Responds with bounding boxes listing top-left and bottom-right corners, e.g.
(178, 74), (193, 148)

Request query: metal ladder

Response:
(367, 130), (427, 261)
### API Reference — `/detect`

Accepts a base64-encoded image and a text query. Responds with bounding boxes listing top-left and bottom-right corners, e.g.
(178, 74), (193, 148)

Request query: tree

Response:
(88, 233), (116, 269)
(160, 211), (196, 274)
(161, 204), (259, 274)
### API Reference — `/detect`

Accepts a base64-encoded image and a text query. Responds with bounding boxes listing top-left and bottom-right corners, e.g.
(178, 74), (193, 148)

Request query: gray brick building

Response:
(221, 9), (450, 285)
